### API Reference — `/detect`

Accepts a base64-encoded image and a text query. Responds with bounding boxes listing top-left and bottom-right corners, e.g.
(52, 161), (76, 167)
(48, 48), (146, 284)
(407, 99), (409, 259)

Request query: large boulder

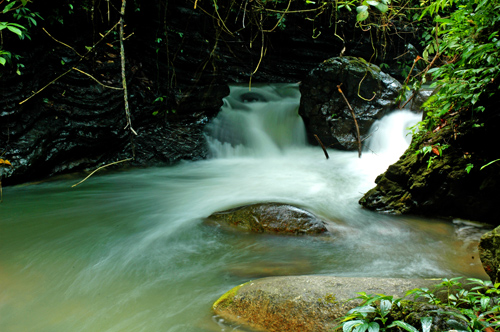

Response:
(212, 276), (447, 332)
(479, 226), (500, 283)
(204, 203), (329, 235)
(359, 107), (500, 223)
(299, 56), (402, 150)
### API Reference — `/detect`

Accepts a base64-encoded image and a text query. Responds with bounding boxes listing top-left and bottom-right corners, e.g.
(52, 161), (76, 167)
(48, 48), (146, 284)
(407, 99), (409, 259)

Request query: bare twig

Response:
(72, 67), (123, 90)
(71, 158), (133, 188)
(314, 134), (329, 159)
(337, 84), (363, 158)
(19, 68), (74, 105)
(43, 28), (84, 58)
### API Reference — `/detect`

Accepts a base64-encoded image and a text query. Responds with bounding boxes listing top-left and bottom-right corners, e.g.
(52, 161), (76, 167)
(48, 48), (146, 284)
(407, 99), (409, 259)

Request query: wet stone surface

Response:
(205, 203), (329, 235)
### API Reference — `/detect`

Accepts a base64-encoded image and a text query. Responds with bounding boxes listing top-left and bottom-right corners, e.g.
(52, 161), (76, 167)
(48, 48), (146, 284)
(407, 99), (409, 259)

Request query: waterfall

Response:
(205, 83), (422, 164)
(205, 83), (307, 157)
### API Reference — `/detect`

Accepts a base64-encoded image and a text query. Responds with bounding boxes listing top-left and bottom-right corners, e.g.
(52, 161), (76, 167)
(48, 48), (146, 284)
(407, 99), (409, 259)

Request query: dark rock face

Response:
(299, 56), (402, 150)
(479, 226), (500, 283)
(0, 2), (230, 186)
(359, 107), (500, 223)
(205, 203), (328, 235)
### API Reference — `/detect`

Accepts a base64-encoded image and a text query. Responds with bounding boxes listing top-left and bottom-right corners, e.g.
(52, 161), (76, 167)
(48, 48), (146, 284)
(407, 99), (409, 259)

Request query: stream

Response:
(0, 84), (488, 332)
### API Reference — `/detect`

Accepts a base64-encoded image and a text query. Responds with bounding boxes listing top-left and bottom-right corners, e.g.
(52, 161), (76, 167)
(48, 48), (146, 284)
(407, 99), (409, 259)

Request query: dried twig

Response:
(337, 83), (362, 158)
(314, 134), (329, 159)
(43, 28), (84, 58)
(71, 158), (133, 188)
(72, 67), (123, 90)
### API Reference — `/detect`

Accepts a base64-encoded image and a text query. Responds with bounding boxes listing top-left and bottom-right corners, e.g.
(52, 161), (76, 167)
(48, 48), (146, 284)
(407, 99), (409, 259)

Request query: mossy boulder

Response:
(359, 108), (500, 223)
(204, 203), (329, 235)
(479, 226), (500, 283)
(212, 276), (444, 332)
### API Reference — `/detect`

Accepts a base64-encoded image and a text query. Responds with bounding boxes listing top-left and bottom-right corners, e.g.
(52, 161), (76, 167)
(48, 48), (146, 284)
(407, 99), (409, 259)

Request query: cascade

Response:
(205, 83), (307, 157)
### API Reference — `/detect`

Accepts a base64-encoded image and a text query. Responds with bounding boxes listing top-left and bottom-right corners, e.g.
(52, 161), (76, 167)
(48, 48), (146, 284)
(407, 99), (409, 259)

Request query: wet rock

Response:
(205, 203), (328, 235)
(359, 106), (500, 223)
(408, 87), (435, 112)
(299, 56), (403, 150)
(227, 259), (314, 279)
(0, 3), (229, 186)
(212, 276), (444, 332)
(478, 226), (500, 283)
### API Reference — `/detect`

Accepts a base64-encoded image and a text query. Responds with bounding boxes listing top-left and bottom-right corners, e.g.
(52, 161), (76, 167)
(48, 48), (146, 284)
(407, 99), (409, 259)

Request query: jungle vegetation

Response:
(1, 0), (499, 173)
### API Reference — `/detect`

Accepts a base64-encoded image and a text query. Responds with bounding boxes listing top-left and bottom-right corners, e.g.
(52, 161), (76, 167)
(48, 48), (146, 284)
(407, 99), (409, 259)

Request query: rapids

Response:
(0, 84), (487, 332)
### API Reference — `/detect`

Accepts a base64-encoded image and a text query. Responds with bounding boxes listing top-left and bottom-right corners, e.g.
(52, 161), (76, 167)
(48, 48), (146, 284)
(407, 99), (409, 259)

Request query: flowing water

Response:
(0, 84), (488, 332)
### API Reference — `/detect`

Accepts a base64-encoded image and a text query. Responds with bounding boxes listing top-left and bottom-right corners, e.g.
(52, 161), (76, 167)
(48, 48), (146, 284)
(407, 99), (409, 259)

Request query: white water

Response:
(0, 84), (487, 332)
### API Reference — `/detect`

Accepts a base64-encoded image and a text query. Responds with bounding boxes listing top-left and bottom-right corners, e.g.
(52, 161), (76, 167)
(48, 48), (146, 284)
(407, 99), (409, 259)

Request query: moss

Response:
(213, 281), (251, 310)
(317, 293), (338, 304)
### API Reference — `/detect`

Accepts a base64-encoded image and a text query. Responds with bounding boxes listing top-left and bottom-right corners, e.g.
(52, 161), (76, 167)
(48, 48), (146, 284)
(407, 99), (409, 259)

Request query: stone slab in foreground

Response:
(213, 276), (442, 332)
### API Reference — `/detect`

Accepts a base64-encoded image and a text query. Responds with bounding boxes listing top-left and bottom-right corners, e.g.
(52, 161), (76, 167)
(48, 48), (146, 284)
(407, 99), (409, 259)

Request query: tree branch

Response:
(337, 84), (363, 158)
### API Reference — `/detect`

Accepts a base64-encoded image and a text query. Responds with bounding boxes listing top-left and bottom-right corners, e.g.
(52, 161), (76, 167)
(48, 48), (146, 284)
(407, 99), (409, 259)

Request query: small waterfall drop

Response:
(205, 83), (307, 157)
(366, 110), (422, 157)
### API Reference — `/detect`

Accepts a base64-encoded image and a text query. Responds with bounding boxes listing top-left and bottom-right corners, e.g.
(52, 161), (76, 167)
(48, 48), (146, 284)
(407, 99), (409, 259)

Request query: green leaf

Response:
(366, 1), (379, 6)
(375, 3), (388, 13)
(343, 320), (364, 332)
(7, 26), (23, 37)
(480, 297), (490, 310)
(379, 299), (392, 317)
(356, 6), (369, 21)
(0, 57), (6, 65)
(434, 309), (468, 322)
(6, 22), (26, 29)
(387, 320), (419, 332)
(353, 323), (370, 332)
(368, 322), (380, 332)
(465, 163), (474, 174)
(349, 305), (376, 317)
(2, 1), (16, 13)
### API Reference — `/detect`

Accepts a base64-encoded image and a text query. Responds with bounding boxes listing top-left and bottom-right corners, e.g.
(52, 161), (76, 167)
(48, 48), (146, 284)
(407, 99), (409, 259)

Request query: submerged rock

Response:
(204, 203), (328, 235)
(212, 276), (444, 332)
(479, 226), (500, 283)
(299, 56), (403, 150)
